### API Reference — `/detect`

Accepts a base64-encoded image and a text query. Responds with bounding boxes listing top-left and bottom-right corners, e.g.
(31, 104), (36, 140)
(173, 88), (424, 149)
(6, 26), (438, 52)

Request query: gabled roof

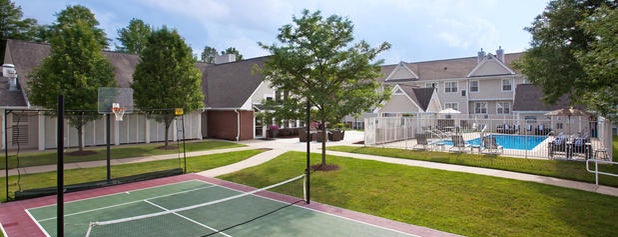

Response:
(384, 61), (419, 82)
(1, 39), (141, 108)
(202, 56), (267, 109)
(467, 53), (516, 77)
(512, 84), (580, 112)
(393, 84), (435, 112)
(377, 52), (522, 83)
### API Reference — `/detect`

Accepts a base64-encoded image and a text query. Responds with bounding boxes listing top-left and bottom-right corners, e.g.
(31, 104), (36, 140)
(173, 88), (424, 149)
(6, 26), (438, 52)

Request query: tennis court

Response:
(1, 174), (454, 237)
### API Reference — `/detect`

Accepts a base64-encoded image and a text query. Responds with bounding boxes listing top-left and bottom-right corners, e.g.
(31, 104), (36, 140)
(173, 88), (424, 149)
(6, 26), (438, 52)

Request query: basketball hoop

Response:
(111, 103), (126, 121)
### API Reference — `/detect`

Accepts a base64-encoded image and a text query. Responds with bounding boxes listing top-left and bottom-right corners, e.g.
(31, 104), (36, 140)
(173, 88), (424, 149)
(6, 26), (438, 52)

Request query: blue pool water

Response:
(439, 135), (547, 150)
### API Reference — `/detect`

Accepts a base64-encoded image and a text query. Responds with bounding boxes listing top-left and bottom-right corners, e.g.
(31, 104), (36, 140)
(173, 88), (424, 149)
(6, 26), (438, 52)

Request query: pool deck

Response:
(376, 132), (603, 160)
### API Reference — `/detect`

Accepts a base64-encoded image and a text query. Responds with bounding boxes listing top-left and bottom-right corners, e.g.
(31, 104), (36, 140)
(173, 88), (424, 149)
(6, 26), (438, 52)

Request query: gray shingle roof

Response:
(512, 84), (577, 111)
(202, 56), (267, 108)
(398, 85), (435, 111)
(377, 53), (523, 83)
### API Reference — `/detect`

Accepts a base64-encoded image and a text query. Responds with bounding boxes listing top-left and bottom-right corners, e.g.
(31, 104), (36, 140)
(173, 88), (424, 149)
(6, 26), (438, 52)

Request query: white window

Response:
(444, 81), (457, 93)
(425, 82), (437, 89)
(382, 112), (398, 117)
(469, 80), (479, 92)
(445, 102), (459, 111)
(474, 102), (488, 114)
(497, 102), (511, 114)
(502, 79), (512, 91)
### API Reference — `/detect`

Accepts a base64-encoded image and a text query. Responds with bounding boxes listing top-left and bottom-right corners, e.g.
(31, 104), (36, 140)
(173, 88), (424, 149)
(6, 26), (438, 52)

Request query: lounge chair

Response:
(449, 135), (469, 152)
(481, 136), (503, 155)
(413, 133), (430, 150)
(548, 135), (567, 159)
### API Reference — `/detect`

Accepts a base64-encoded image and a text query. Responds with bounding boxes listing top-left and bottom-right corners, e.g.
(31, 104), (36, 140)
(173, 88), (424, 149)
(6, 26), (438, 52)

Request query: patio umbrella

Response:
(438, 108), (461, 134)
(544, 107), (588, 135)
(438, 108), (461, 114)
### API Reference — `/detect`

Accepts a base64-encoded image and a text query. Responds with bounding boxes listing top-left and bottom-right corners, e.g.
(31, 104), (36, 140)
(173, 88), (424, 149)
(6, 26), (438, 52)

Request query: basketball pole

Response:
(305, 100), (311, 204)
(57, 95), (65, 237)
(106, 113), (111, 182)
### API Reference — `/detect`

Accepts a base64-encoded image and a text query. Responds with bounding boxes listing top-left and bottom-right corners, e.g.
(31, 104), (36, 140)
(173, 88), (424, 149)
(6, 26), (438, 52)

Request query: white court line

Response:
(37, 182), (217, 222)
(144, 200), (232, 237)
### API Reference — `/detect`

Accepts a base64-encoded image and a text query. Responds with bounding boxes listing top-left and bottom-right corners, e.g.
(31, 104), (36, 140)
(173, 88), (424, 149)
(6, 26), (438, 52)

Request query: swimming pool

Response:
(439, 135), (547, 150)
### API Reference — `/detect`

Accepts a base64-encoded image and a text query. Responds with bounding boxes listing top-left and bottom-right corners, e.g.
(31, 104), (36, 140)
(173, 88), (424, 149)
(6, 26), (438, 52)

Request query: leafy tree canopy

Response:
(131, 26), (204, 146)
(258, 9), (391, 166)
(116, 18), (152, 54)
(200, 46), (244, 63)
(514, 0), (617, 119)
(200, 46), (217, 63)
(221, 47), (243, 61)
(27, 5), (115, 150)
(0, 0), (39, 41)
(52, 5), (109, 48)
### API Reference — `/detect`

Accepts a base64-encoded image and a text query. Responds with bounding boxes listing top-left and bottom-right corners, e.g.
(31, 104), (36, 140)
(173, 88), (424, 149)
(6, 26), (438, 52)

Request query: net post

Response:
(57, 95), (64, 237)
(305, 100), (311, 204)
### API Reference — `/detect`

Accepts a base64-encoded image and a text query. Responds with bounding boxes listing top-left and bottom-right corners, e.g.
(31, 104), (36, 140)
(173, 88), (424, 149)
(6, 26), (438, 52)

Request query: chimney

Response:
(496, 46), (505, 62)
(477, 48), (486, 64)
(214, 54), (236, 64)
(2, 64), (18, 91)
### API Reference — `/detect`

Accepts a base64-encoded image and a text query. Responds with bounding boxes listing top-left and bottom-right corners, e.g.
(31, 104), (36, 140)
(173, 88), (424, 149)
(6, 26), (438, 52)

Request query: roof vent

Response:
(2, 64), (18, 91)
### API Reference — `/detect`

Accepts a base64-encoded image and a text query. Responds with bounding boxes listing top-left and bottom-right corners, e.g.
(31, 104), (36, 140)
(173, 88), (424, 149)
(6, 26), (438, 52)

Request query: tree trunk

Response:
(77, 125), (84, 151)
(321, 119), (327, 166)
(164, 115), (173, 147)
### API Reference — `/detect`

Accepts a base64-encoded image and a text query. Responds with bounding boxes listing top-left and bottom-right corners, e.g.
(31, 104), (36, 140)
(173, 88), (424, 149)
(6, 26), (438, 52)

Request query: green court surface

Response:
(27, 179), (416, 237)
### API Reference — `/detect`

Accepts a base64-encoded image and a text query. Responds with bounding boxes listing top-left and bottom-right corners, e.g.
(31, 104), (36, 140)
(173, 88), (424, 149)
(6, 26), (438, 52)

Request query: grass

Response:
(0, 149), (264, 202)
(219, 151), (618, 237)
(0, 140), (244, 169)
(327, 142), (618, 187)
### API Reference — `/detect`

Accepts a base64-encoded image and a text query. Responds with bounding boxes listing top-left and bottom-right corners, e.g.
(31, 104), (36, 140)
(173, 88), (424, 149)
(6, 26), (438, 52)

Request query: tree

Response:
(200, 46), (218, 63)
(514, 0), (617, 119)
(221, 47), (243, 61)
(27, 5), (116, 152)
(53, 5), (109, 48)
(131, 26), (204, 147)
(116, 18), (152, 54)
(258, 9), (391, 167)
(0, 0), (39, 41)
(574, 5), (617, 119)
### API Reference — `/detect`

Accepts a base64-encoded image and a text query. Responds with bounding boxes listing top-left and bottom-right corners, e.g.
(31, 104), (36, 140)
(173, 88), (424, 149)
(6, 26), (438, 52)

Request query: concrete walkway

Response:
(1, 146), (254, 177)
(2, 131), (617, 197)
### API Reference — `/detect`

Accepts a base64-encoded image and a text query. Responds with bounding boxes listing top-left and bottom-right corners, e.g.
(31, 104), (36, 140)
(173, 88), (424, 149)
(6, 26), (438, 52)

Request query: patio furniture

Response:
(316, 131), (327, 142)
(298, 128), (314, 142)
(328, 130), (345, 141)
(413, 133), (430, 150)
(481, 136), (503, 155)
(449, 135), (469, 152)
(548, 135), (568, 159)
(594, 148), (609, 161)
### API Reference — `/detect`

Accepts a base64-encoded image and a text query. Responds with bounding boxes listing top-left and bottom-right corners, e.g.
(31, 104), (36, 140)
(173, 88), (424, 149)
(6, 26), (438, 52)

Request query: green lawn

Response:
(327, 145), (618, 187)
(219, 151), (618, 237)
(0, 149), (264, 202)
(1, 140), (244, 169)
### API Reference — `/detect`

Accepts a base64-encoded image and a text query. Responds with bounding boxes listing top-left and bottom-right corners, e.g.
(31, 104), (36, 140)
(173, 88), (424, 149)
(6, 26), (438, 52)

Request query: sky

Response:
(14, 0), (549, 65)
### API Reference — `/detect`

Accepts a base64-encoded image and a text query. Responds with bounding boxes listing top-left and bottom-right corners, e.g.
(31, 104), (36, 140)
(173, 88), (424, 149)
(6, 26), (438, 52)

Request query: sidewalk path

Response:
(1, 146), (253, 177)
(2, 131), (617, 197)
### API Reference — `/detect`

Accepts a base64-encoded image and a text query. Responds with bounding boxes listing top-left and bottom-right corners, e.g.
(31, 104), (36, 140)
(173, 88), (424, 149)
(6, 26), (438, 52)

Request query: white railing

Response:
(585, 159), (618, 186)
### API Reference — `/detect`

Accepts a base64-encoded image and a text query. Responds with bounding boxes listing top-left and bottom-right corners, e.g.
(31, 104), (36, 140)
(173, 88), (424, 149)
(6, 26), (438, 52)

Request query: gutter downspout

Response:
(234, 109), (240, 141)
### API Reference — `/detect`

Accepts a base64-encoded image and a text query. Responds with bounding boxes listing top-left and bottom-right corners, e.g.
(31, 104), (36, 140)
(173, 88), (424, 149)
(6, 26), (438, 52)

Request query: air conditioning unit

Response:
(461, 90), (466, 96)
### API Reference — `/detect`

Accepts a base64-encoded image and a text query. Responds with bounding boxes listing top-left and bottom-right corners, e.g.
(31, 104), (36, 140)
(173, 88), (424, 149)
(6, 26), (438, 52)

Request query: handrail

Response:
(585, 159), (618, 186)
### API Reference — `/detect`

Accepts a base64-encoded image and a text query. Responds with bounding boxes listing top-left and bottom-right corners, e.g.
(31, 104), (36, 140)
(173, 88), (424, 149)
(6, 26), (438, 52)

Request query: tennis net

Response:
(85, 174), (306, 237)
